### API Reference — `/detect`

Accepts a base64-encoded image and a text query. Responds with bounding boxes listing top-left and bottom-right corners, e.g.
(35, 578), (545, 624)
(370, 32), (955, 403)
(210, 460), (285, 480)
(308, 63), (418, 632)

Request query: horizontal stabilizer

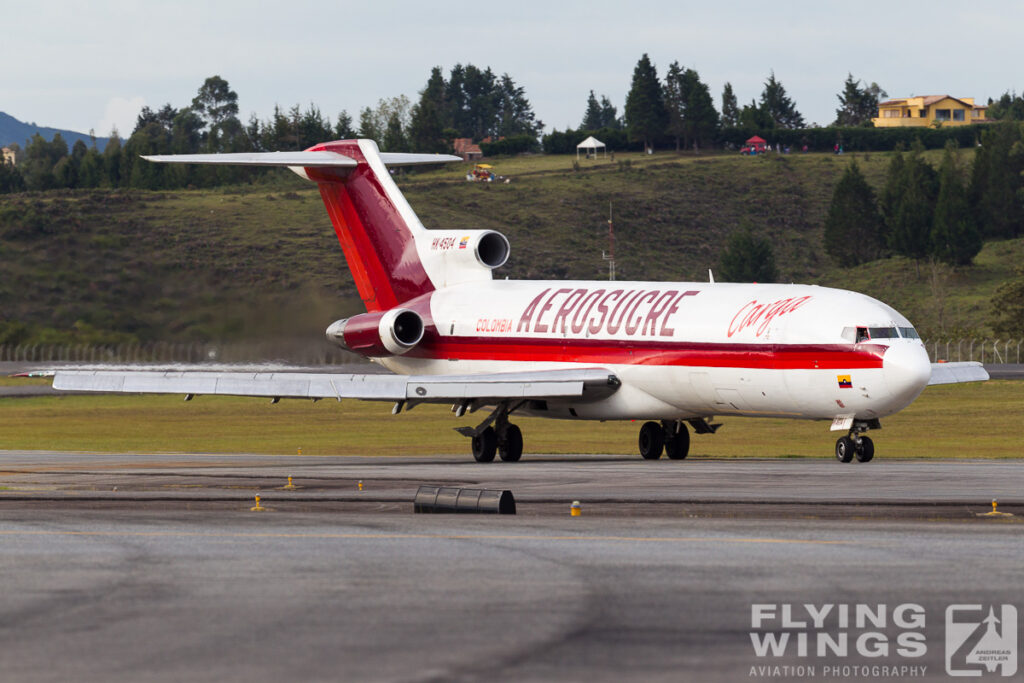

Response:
(142, 149), (462, 168)
(928, 361), (989, 385)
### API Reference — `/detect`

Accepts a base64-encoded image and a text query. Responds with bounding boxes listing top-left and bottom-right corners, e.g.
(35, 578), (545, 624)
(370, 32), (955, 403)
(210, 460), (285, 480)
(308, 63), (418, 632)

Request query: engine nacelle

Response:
(419, 229), (510, 286)
(326, 308), (425, 357)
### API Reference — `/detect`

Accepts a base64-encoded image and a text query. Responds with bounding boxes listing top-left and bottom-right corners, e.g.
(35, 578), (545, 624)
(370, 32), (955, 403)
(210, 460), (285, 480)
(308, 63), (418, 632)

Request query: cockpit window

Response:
(868, 327), (899, 339)
(899, 326), (920, 339)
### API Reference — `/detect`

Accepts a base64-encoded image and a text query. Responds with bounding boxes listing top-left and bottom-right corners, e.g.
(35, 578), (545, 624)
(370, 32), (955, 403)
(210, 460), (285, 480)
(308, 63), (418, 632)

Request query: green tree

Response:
(969, 122), (1024, 239)
(931, 142), (981, 266)
(721, 83), (739, 128)
(759, 71), (804, 129)
(335, 110), (355, 139)
(581, 90), (603, 129)
(889, 141), (938, 264)
(987, 92), (1024, 121)
(381, 111), (407, 152)
(684, 73), (719, 151)
(103, 131), (122, 186)
(0, 152), (25, 193)
(77, 147), (103, 188)
(22, 133), (69, 190)
(823, 161), (885, 266)
(834, 74), (886, 127)
(717, 228), (779, 282)
(599, 95), (620, 129)
(409, 67), (447, 151)
(664, 62), (690, 151)
(624, 53), (667, 151)
(739, 99), (772, 129)
(495, 73), (542, 138)
(191, 76), (239, 135)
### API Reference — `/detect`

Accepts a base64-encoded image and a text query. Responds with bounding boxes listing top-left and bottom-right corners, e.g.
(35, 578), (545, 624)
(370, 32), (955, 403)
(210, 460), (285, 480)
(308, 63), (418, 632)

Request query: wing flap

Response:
(928, 362), (989, 385)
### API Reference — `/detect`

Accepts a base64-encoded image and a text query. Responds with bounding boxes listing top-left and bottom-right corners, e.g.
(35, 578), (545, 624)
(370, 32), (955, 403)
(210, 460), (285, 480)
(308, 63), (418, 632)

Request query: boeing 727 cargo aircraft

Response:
(49, 140), (987, 463)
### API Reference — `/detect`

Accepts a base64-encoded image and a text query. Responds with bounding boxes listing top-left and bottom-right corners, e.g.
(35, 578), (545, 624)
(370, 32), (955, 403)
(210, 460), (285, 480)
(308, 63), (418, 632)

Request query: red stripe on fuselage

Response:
(408, 333), (886, 370)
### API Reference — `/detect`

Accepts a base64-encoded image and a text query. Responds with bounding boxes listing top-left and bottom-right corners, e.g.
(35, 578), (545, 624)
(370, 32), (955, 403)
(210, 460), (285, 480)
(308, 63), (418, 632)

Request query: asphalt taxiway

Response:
(0, 453), (1020, 682)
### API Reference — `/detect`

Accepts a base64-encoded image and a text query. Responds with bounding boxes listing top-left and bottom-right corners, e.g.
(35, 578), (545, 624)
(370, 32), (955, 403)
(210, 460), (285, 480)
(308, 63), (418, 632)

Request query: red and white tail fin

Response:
(144, 140), (463, 312)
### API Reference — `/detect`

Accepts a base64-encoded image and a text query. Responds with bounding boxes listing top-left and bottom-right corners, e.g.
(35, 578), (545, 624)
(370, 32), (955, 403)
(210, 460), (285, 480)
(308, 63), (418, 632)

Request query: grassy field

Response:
(1, 379), (1020, 458)
(4, 147), (1019, 345)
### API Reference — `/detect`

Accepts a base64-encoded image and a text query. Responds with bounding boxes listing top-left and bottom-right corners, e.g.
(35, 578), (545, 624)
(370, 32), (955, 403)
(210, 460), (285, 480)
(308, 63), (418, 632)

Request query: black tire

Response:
(472, 426), (497, 463)
(835, 436), (855, 463)
(854, 436), (874, 463)
(665, 424), (690, 460)
(638, 421), (665, 460)
(498, 424), (523, 462)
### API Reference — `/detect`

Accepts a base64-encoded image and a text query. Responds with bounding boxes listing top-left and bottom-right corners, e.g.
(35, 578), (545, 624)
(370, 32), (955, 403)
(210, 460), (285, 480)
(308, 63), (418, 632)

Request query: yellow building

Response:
(1, 147), (15, 165)
(872, 95), (988, 127)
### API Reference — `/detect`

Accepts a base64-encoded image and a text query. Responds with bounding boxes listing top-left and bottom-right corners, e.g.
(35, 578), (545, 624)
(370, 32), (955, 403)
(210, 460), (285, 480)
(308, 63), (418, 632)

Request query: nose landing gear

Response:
(835, 420), (877, 463)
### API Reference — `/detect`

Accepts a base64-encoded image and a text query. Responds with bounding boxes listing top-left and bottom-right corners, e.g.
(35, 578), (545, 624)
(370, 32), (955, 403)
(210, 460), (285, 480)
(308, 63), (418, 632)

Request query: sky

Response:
(5, 1), (1024, 139)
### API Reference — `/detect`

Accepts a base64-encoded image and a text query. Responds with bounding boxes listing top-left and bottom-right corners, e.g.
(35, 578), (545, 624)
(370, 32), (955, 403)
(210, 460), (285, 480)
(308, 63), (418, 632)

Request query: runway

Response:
(0, 453), (1020, 682)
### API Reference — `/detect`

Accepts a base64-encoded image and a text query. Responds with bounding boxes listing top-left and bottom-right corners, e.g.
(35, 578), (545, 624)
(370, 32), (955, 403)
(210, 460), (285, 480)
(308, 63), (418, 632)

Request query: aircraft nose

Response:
(883, 342), (931, 405)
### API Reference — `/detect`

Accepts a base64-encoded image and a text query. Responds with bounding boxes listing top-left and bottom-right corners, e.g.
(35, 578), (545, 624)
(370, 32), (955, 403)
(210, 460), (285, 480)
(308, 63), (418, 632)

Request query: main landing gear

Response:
(636, 419), (719, 460)
(460, 401), (525, 463)
(834, 420), (877, 463)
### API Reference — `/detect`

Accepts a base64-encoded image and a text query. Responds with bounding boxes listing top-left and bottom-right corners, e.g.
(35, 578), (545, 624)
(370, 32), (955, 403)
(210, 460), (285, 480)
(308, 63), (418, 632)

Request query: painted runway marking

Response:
(0, 529), (846, 545)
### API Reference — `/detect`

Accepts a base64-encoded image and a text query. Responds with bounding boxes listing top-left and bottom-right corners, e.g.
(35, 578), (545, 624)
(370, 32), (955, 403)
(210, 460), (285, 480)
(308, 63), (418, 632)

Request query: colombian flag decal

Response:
(459, 236), (470, 249)
(837, 374), (853, 389)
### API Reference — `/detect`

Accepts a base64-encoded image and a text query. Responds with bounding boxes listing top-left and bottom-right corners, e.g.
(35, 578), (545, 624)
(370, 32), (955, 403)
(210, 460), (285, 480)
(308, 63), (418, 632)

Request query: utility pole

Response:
(601, 201), (616, 281)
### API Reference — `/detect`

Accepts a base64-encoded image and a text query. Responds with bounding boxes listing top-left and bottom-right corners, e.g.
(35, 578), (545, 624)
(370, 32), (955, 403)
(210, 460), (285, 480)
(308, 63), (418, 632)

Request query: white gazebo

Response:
(576, 135), (607, 160)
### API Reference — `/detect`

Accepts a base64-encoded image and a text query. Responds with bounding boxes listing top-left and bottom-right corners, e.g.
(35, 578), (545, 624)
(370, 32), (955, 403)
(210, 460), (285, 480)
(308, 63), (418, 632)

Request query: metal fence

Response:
(2, 338), (1021, 366)
(925, 339), (1023, 364)
(0, 341), (366, 366)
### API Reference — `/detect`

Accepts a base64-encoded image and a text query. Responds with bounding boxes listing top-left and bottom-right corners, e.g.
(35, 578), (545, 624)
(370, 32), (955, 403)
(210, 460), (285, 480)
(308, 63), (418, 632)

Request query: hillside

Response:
(1, 149), (1018, 345)
(0, 111), (110, 152)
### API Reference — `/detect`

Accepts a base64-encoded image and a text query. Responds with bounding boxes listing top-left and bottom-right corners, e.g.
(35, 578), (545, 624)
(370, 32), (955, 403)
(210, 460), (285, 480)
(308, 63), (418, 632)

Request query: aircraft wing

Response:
(928, 361), (989, 385)
(50, 368), (620, 404)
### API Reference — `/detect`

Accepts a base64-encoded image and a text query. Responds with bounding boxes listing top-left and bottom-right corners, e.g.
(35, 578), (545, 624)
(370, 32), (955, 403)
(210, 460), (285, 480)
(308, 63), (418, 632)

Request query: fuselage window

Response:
(899, 326), (920, 339)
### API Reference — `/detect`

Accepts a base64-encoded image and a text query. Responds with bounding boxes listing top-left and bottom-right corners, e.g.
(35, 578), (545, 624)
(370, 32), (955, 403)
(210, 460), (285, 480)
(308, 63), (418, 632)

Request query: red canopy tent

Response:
(742, 136), (767, 154)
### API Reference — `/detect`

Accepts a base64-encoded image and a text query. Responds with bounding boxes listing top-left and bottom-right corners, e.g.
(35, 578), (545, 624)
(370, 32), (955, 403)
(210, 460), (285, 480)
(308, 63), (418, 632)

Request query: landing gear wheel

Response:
(665, 424), (690, 460)
(638, 421), (665, 460)
(472, 426), (497, 463)
(835, 436), (855, 463)
(498, 424), (523, 462)
(854, 436), (874, 463)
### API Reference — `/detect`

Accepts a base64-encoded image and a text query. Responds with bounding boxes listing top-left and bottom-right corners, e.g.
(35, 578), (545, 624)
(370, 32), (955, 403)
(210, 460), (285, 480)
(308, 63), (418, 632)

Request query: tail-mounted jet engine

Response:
(326, 308), (425, 357)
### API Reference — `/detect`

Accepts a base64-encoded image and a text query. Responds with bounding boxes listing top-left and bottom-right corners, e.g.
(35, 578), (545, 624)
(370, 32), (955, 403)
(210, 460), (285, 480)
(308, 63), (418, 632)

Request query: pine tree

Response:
(759, 71), (804, 129)
(721, 83), (739, 128)
(599, 96), (620, 129)
(409, 67), (448, 151)
(969, 122), (1024, 239)
(335, 110), (354, 139)
(664, 62), (689, 151)
(834, 74), (886, 127)
(931, 142), (981, 266)
(823, 161), (885, 266)
(685, 72), (719, 151)
(878, 146), (905, 246)
(890, 141), (938, 264)
(581, 90), (602, 130)
(718, 228), (779, 282)
(624, 53), (667, 151)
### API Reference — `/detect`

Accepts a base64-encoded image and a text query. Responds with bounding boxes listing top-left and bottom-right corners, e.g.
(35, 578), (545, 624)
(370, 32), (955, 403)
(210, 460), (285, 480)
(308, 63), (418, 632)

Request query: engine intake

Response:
(326, 308), (425, 357)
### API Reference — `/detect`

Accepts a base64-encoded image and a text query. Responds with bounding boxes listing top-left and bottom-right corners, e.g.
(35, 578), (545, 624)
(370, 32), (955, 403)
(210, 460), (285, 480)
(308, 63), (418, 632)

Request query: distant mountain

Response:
(0, 111), (110, 153)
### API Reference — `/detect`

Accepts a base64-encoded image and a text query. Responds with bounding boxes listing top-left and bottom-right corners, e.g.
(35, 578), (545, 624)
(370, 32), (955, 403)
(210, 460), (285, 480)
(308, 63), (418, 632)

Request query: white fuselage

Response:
(379, 279), (932, 423)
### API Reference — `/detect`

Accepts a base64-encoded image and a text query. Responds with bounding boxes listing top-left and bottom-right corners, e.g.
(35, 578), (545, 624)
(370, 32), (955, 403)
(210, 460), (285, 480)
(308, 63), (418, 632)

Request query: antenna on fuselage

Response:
(601, 201), (616, 281)
(708, 269), (715, 283)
